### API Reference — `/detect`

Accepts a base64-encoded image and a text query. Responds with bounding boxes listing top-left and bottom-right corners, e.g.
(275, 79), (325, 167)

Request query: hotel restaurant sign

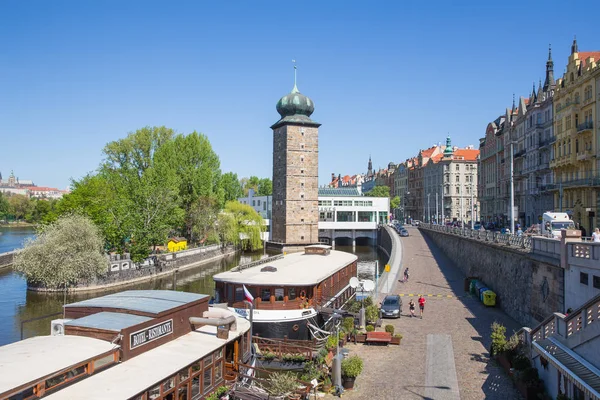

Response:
(130, 319), (173, 350)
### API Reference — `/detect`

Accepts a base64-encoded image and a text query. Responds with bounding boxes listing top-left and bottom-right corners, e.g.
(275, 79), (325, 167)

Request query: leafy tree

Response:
(13, 214), (107, 289)
(257, 178), (273, 196)
(0, 192), (10, 220)
(25, 199), (58, 224)
(218, 201), (264, 250)
(221, 172), (243, 203)
(101, 126), (182, 260)
(188, 196), (220, 244)
(8, 194), (31, 221)
(170, 132), (223, 238)
(241, 176), (260, 195)
(390, 195), (400, 210)
(365, 185), (390, 198)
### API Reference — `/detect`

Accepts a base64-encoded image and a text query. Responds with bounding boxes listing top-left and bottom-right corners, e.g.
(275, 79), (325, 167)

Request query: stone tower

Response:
(270, 78), (320, 246)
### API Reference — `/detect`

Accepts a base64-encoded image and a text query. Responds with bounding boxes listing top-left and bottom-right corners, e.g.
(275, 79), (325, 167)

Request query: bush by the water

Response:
(14, 214), (107, 289)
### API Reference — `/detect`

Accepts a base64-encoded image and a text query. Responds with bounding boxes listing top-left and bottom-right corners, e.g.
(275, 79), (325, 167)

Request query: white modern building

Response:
(238, 187), (390, 247)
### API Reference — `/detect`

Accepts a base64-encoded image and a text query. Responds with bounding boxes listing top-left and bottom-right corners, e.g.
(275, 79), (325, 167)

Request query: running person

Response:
(409, 299), (416, 317)
(418, 295), (426, 319)
(403, 267), (409, 282)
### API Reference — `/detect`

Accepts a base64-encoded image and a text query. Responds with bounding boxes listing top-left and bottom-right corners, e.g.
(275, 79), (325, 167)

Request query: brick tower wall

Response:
(272, 124), (319, 244)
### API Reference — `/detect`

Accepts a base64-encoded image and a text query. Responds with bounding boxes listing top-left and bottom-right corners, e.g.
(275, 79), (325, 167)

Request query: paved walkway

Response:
(328, 226), (523, 400)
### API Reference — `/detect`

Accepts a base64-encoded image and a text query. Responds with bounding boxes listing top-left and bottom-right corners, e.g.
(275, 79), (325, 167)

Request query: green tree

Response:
(188, 196), (220, 244)
(13, 214), (107, 289)
(8, 194), (31, 221)
(221, 172), (243, 203)
(101, 126), (182, 261)
(170, 132), (223, 238)
(218, 201), (264, 250)
(390, 195), (400, 210)
(257, 178), (273, 196)
(365, 185), (390, 198)
(0, 192), (10, 220)
(241, 176), (260, 195)
(25, 199), (58, 224)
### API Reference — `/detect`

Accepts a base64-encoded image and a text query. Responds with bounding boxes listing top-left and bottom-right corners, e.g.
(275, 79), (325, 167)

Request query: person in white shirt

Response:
(592, 228), (600, 243)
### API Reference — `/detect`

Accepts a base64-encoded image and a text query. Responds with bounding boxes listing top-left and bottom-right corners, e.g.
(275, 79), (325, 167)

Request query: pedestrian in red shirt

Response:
(418, 295), (426, 319)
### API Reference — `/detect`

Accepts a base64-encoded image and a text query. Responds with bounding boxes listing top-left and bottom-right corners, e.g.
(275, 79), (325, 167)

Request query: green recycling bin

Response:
(482, 290), (496, 307)
(470, 279), (479, 295)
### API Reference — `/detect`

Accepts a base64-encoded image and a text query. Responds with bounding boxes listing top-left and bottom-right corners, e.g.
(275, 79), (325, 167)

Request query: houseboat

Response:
(0, 290), (251, 400)
(212, 245), (358, 340)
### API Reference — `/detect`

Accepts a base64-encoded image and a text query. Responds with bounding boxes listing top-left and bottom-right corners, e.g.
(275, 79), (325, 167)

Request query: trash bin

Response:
(474, 281), (487, 296)
(470, 279), (479, 295)
(479, 287), (488, 302)
(465, 277), (478, 292)
(483, 290), (496, 307)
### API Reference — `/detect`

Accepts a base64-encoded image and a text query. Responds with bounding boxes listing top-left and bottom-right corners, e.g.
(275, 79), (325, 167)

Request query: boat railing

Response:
(252, 336), (319, 359)
(232, 362), (312, 397)
(20, 311), (63, 340)
(231, 254), (284, 272)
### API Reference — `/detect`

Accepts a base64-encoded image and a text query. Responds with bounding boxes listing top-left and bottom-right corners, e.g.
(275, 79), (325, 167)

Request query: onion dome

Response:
(276, 83), (315, 118)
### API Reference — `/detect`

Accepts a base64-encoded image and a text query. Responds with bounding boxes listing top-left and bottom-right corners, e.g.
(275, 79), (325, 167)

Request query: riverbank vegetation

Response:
(14, 214), (107, 289)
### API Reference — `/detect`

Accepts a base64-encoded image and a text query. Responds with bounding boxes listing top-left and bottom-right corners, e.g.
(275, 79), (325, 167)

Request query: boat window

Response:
(178, 383), (189, 400)
(275, 288), (284, 301)
(203, 354), (213, 366)
(191, 361), (202, 375)
(203, 368), (213, 393)
(215, 348), (223, 360)
(163, 376), (175, 392)
(191, 376), (200, 398)
(147, 385), (160, 400)
(45, 364), (87, 390)
(179, 367), (190, 382)
(215, 360), (223, 382)
(288, 288), (297, 300)
(163, 392), (174, 400)
(94, 353), (115, 371)
(7, 386), (35, 400)
(235, 287), (244, 302)
(261, 288), (271, 302)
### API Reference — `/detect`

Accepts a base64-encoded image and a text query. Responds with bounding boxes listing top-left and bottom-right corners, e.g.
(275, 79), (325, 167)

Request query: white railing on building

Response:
(419, 223), (532, 250)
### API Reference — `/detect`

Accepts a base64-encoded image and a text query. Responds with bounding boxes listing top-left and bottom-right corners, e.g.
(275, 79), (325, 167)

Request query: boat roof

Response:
(0, 335), (117, 396)
(45, 316), (251, 400)
(213, 250), (358, 286)
(64, 290), (208, 315)
(65, 312), (152, 332)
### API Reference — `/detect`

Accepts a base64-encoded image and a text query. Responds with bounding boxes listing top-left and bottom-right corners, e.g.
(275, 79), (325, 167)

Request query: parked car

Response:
(400, 229), (409, 237)
(380, 295), (402, 318)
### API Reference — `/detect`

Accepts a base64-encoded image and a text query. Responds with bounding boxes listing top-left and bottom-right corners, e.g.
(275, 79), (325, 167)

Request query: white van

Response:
(541, 212), (575, 238)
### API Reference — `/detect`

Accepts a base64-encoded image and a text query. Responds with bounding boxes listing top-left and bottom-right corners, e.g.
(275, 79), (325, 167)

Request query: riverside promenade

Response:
(329, 226), (523, 400)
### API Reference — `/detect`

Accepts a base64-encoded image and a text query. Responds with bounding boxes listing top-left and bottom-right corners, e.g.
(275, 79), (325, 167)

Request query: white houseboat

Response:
(0, 290), (251, 400)
(212, 245), (358, 340)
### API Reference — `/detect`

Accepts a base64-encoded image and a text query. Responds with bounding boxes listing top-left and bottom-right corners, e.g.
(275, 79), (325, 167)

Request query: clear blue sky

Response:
(1, 1), (599, 189)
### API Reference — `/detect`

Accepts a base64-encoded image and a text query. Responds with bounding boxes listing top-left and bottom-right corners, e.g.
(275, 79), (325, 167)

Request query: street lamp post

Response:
(470, 172), (474, 230)
(427, 193), (431, 223)
(510, 140), (515, 235)
(435, 191), (439, 225)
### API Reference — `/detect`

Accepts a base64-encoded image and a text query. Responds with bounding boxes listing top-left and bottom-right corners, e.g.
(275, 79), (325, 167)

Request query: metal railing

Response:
(231, 254), (284, 272)
(21, 312), (63, 340)
(419, 223), (532, 250)
(577, 121), (593, 132)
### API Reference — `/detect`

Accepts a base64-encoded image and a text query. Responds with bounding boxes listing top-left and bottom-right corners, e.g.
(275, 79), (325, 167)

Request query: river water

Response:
(0, 226), (386, 346)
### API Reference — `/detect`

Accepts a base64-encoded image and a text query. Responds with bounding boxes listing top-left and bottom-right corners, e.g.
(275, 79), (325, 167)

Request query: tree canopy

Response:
(240, 176), (272, 196)
(218, 201), (264, 250)
(390, 196), (400, 210)
(365, 185), (390, 198)
(13, 214), (107, 289)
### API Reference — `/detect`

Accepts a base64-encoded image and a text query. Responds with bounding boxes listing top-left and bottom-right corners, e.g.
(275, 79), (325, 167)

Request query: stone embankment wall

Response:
(420, 228), (563, 327)
(377, 226), (392, 259)
(0, 251), (16, 269)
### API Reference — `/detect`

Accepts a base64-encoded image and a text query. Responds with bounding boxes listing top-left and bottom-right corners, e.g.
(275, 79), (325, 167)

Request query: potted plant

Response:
(355, 330), (367, 343)
(321, 376), (332, 393)
(342, 317), (355, 338)
(339, 331), (347, 347)
(391, 333), (403, 345)
(384, 324), (395, 336)
(341, 355), (363, 390)
(365, 325), (375, 332)
(268, 371), (300, 399)
(365, 304), (379, 325)
(326, 334), (339, 352)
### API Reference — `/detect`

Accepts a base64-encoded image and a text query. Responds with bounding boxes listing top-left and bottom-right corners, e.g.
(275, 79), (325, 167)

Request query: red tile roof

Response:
(579, 51), (600, 67)
(453, 149), (479, 161)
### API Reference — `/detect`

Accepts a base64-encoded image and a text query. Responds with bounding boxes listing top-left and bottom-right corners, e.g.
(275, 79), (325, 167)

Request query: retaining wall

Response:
(0, 251), (15, 269)
(420, 227), (564, 327)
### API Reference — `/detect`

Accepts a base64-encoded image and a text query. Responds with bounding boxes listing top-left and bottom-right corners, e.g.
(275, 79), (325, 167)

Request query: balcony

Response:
(553, 175), (600, 189)
(529, 187), (540, 196)
(577, 121), (593, 133)
(576, 151), (592, 161)
(514, 149), (526, 158)
(538, 137), (555, 148)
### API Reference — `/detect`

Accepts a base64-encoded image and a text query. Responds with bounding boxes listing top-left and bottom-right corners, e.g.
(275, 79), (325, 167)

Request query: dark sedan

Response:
(380, 295), (402, 318)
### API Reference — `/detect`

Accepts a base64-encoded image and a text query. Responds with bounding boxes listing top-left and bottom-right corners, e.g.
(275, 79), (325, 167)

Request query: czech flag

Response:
(243, 285), (254, 303)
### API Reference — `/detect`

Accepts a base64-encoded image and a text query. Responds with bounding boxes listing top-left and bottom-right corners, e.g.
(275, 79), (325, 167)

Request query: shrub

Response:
(363, 296), (374, 307)
(339, 331), (346, 341)
(341, 356), (364, 378)
(365, 304), (379, 323)
(300, 361), (322, 382)
(519, 367), (539, 387)
(347, 299), (362, 314)
(512, 354), (530, 371)
(342, 317), (355, 333)
(365, 325), (375, 332)
(326, 334), (338, 349)
(322, 376), (332, 389)
(384, 324), (395, 335)
(14, 214), (108, 288)
(393, 333), (403, 339)
(206, 386), (229, 400)
(490, 322), (507, 357)
(262, 351), (276, 361)
(269, 371), (298, 396)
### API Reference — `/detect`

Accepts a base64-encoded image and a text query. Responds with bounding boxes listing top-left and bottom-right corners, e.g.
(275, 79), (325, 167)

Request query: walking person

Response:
(403, 267), (410, 282)
(418, 295), (426, 319)
(409, 299), (416, 318)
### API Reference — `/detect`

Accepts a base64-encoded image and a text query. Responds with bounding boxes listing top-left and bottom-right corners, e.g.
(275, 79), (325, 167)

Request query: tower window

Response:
(301, 194), (304, 199)
(300, 144), (305, 149)
(301, 182), (304, 188)
(301, 236), (304, 240)
(301, 156), (304, 162)
(301, 219), (304, 222)
(301, 169), (305, 174)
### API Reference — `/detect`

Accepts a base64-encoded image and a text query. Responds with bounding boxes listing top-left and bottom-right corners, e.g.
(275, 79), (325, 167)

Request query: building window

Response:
(593, 275), (600, 289)
(257, 200), (261, 206)
(301, 236), (304, 240)
(580, 272), (589, 285)
(252, 200), (255, 206)
(301, 169), (304, 174)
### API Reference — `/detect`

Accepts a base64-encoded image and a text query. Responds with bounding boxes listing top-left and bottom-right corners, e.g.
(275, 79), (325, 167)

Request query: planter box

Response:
(496, 353), (512, 375)
(390, 337), (402, 345)
(355, 334), (367, 343)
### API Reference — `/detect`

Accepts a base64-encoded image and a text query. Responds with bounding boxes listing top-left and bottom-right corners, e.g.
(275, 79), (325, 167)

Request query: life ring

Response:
(292, 324), (299, 332)
(299, 290), (306, 300)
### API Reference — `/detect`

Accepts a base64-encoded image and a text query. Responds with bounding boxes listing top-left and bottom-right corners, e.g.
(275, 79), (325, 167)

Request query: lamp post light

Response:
(427, 193), (431, 223)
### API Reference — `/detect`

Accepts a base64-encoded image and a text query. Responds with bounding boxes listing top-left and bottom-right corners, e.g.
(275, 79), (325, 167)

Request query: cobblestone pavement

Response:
(326, 227), (523, 400)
